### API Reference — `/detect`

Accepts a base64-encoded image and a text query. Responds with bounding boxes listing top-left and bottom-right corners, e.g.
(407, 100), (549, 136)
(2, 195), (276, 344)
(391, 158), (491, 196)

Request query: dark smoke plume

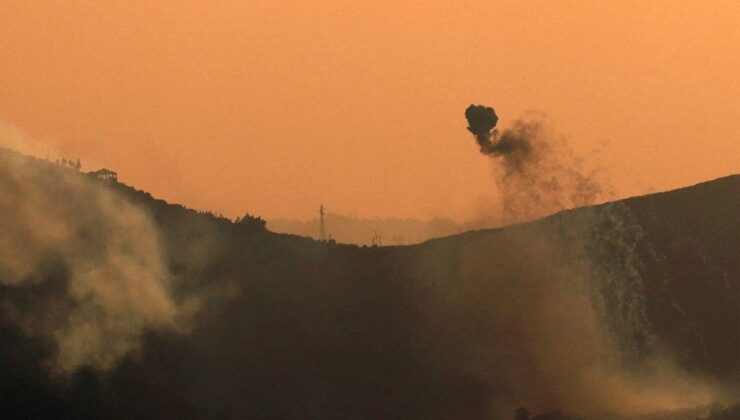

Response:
(466, 104), (531, 159)
(465, 105), (498, 148)
(465, 104), (608, 225)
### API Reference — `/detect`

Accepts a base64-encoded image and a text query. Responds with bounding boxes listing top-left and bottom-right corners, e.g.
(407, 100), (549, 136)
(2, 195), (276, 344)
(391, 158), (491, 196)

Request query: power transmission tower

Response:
(372, 231), (382, 246)
(319, 204), (326, 241)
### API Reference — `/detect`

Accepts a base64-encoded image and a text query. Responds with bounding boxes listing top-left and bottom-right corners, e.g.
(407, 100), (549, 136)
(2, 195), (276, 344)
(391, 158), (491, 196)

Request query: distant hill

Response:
(1, 147), (738, 419)
(268, 213), (463, 245)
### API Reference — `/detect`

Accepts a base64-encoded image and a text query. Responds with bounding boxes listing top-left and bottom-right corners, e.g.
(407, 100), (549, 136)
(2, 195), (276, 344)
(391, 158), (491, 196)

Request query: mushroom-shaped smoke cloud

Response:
(465, 104), (530, 157)
(465, 104), (498, 138)
(465, 104), (499, 154)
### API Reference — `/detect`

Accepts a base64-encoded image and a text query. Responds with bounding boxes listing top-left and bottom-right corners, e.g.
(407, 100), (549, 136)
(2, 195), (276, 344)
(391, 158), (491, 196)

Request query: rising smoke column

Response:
(465, 104), (606, 224)
(0, 148), (201, 372)
(461, 105), (738, 417)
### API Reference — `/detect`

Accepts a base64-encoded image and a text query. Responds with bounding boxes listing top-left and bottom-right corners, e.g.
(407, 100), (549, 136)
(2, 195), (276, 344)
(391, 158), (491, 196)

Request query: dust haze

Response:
(414, 203), (735, 418)
(454, 105), (735, 417)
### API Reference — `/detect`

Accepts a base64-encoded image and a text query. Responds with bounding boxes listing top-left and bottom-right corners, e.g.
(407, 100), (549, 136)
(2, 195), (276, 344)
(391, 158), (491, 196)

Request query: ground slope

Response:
(1, 149), (738, 419)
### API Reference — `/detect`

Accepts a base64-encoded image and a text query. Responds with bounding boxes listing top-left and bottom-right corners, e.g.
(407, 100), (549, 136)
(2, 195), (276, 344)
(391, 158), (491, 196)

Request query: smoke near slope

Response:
(465, 104), (608, 225)
(411, 204), (735, 419)
(462, 106), (737, 416)
(1, 140), (737, 418)
(0, 148), (196, 372)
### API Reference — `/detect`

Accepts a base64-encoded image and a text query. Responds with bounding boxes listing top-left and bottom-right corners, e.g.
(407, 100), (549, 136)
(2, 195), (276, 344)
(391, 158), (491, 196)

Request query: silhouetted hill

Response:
(1, 148), (738, 419)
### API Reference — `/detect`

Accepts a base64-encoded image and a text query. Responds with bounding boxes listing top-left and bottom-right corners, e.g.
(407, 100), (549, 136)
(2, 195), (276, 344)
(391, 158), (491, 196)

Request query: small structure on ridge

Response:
(89, 168), (118, 182)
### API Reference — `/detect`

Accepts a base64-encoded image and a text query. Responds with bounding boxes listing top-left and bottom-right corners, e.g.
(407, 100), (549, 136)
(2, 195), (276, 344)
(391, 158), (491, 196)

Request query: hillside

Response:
(1, 148), (738, 419)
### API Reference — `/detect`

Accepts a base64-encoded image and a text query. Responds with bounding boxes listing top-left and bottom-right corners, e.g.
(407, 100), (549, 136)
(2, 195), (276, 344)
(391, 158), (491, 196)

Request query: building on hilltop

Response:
(89, 168), (117, 182)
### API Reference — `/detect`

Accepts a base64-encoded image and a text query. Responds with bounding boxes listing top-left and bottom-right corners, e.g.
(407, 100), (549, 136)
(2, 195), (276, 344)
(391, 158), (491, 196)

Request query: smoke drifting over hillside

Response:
(416, 204), (737, 418)
(0, 149), (195, 372)
(1, 144), (737, 419)
(465, 105), (608, 225)
(458, 106), (737, 416)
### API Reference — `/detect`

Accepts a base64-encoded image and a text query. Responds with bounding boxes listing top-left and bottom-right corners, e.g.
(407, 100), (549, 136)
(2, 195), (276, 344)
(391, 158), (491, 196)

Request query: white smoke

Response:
(0, 143), (190, 372)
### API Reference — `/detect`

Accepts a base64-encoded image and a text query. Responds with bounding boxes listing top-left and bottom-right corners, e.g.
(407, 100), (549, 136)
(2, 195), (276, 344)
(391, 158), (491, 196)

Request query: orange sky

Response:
(1, 1), (738, 220)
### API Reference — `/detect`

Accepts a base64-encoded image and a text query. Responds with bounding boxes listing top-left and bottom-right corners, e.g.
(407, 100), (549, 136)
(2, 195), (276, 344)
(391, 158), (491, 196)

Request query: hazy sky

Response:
(1, 1), (738, 220)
